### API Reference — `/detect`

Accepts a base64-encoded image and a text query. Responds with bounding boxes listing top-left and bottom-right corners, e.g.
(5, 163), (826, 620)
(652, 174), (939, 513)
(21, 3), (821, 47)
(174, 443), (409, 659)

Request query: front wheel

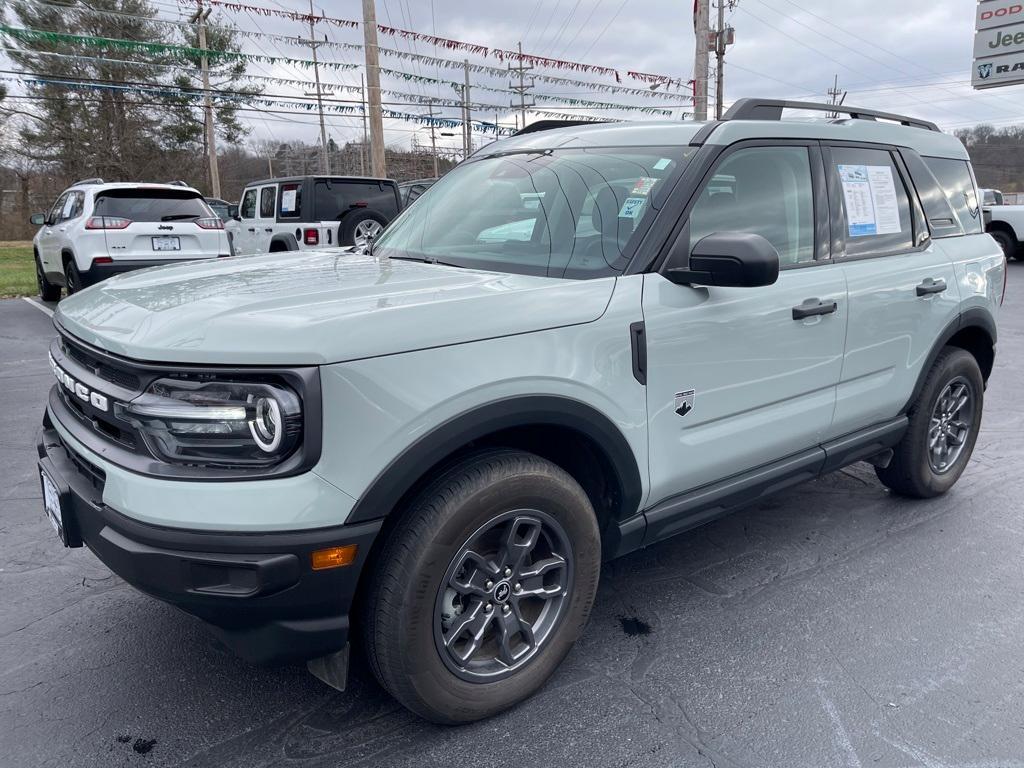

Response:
(361, 450), (601, 724)
(876, 348), (984, 498)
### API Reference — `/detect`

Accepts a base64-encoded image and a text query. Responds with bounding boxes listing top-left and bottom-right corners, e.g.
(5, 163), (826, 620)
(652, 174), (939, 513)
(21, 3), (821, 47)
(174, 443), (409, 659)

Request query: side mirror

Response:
(664, 232), (780, 288)
(30, 213), (46, 226)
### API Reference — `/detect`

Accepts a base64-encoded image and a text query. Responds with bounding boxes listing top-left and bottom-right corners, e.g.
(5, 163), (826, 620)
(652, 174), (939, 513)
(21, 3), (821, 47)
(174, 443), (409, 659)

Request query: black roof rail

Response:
(71, 177), (104, 186)
(513, 119), (607, 136)
(723, 98), (940, 132)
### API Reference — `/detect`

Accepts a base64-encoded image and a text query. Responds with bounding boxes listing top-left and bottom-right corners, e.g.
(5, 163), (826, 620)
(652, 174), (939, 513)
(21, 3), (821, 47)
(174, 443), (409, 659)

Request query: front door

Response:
(642, 142), (848, 509)
(254, 184), (278, 252)
(37, 192), (69, 274)
(233, 187), (258, 255)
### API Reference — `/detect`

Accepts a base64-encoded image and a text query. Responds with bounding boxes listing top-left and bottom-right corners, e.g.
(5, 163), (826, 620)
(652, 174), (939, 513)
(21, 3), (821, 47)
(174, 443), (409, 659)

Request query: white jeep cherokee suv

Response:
(31, 180), (230, 299)
(37, 100), (1005, 723)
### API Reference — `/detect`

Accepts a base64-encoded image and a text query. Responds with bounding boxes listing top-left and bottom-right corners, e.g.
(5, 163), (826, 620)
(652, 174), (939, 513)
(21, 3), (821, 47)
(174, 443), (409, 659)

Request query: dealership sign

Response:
(974, 1), (1024, 88)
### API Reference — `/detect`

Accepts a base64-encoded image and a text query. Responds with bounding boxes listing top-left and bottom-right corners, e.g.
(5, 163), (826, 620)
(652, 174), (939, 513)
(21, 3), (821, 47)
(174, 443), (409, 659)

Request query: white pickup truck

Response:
(981, 188), (1024, 260)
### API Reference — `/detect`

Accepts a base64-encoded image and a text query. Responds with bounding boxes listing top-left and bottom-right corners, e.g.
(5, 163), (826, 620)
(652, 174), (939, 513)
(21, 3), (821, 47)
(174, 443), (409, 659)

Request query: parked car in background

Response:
(205, 197), (237, 222)
(226, 175), (401, 255)
(979, 187), (1024, 259)
(30, 180), (230, 300)
(398, 177), (437, 207)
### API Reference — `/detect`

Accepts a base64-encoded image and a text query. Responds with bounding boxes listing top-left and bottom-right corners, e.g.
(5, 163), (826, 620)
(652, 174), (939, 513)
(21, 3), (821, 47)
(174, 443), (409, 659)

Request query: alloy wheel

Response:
(433, 509), (573, 682)
(354, 220), (384, 248)
(928, 376), (975, 474)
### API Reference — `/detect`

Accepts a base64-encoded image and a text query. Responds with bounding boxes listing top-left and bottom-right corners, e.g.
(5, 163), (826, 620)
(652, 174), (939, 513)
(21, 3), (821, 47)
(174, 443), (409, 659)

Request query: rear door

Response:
(824, 144), (961, 438)
(93, 188), (221, 263)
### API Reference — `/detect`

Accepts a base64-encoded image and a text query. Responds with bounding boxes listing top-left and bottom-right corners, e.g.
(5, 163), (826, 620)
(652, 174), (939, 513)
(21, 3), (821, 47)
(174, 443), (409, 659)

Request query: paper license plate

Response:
(152, 236), (181, 251)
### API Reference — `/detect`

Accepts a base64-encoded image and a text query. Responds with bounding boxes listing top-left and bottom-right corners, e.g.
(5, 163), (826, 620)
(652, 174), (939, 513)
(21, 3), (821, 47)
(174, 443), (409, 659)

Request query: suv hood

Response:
(55, 252), (616, 364)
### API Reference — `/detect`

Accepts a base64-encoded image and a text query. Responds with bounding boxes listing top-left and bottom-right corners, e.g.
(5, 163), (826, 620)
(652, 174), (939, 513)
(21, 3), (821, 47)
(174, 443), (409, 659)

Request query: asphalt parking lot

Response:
(2, 266), (1024, 768)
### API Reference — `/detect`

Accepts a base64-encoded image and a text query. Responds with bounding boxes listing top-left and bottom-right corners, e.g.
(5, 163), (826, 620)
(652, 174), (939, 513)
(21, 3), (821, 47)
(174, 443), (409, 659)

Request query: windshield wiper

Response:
(161, 214), (201, 221)
(387, 254), (468, 269)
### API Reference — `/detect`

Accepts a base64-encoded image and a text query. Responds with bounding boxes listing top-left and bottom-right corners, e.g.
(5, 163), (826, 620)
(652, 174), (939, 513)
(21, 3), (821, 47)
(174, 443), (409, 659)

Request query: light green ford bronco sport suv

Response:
(37, 99), (1004, 723)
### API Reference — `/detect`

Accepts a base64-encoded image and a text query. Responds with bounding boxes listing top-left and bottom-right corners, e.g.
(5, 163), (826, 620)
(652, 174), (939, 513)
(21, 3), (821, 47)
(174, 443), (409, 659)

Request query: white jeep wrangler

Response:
(38, 99), (1004, 723)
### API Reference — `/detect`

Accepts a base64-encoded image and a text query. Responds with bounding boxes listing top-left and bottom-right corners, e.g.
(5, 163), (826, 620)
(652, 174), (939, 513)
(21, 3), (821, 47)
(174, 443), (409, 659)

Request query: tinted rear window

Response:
(94, 189), (212, 222)
(923, 157), (982, 235)
(314, 180), (398, 220)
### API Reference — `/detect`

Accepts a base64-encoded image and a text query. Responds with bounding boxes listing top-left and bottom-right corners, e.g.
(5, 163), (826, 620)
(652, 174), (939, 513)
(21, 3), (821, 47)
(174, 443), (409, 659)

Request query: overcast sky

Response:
(5, 0), (1017, 151)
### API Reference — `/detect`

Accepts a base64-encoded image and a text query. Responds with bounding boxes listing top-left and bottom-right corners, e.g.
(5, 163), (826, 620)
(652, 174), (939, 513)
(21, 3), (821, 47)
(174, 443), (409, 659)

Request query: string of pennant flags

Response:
(0, 25), (358, 71)
(191, 0), (682, 86)
(2, 74), (516, 135)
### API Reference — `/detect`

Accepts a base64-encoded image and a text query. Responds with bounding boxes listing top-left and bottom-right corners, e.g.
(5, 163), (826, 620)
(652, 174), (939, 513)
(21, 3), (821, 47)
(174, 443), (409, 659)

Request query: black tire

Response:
(989, 228), (1018, 260)
(340, 211), (387, 246)
(35, 254), (60, 301)
(63, 257), (81, 296)
(876, 348), (984, 498)
(361, 449), (601, 724)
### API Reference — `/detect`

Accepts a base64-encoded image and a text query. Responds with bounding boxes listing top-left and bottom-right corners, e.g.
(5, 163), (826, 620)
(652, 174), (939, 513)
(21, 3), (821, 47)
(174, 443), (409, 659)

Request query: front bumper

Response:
(37, 413), (381, 665)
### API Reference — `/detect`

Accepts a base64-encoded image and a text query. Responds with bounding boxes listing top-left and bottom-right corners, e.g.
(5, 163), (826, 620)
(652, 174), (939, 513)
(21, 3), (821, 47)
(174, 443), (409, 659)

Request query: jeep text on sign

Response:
(974, 22), (1024, 58)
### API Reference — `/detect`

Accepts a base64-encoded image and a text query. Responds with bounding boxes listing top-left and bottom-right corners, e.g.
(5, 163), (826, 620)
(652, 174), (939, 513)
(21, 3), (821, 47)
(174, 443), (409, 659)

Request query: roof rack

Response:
(72, 177), (105, 186)
(723, 98), (940, 132)
(513, 119), (606, 136)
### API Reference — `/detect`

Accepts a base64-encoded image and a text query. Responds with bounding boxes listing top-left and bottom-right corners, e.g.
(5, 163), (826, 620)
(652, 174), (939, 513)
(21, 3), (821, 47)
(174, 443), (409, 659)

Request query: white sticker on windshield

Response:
(281, 188), (298, 213)
(631, 177), (659, 196)
(619, 197), (647, 219)
(653, 158), (672, 171)
(838, 164), (902, 237)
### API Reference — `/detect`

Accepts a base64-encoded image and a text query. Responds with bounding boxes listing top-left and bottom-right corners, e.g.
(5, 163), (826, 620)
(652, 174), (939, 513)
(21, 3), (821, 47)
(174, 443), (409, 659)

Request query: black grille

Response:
(59, 433), (106, 493)
(59, 387), (137, 450)
(63, 338), (141, 391)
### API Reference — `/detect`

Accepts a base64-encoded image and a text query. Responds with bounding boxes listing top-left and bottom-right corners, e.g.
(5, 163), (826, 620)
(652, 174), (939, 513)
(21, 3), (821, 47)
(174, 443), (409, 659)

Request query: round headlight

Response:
(249, 395), (282, 453)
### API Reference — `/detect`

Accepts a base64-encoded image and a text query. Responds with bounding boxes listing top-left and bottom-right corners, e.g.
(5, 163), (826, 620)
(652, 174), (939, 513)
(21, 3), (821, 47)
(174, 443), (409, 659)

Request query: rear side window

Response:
(93, 189), (212, 222)
(240, 189), (257, 219)
(923, 157), (983, 235)
(259, 186), (276, 218)
(830, 147), (914, 257)
(315, 180), (399, 220)
(279, 183), (302, 218)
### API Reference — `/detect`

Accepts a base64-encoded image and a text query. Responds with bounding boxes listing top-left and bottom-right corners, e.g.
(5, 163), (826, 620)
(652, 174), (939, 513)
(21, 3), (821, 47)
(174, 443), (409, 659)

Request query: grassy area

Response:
(0, 241), (36, 299)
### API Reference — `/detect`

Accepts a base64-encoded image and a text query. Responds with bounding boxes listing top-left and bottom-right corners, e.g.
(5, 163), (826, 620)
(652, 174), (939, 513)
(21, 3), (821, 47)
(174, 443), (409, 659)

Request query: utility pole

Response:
(191, 1), (220, 198)
(826, 74), (847, 119)
(306, 0), (330, 173)
(360, 73), (368, 175)
(508, 42), (535, 129)
(713, 0), (736, 119)
(427, 102), (439, 177)
(693, 0), (709, 122)
(462, 59), (472, 159)
(361, 0), (386, 176)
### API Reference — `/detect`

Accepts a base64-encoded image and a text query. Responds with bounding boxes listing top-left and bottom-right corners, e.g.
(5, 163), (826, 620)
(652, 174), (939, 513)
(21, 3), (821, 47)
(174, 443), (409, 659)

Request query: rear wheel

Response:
(63, 258), (81, 296)
(989, 228), (1018, 260)
(35, 255), (60, 301)
(876, 348), (984, 498)
(362, 450), (601, 723)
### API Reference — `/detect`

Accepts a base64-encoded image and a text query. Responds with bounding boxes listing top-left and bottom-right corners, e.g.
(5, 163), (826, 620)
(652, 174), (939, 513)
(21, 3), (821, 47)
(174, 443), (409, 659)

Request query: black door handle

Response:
(247, 227), (255, 233)
(264, 227), (274, 233)
(792, 298), (838, 320)
(916, 278), (947, 296)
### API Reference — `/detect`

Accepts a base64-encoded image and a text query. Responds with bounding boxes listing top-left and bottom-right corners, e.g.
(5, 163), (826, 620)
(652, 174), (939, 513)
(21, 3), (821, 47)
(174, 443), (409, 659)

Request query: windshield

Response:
(374, 146), (695, 278)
